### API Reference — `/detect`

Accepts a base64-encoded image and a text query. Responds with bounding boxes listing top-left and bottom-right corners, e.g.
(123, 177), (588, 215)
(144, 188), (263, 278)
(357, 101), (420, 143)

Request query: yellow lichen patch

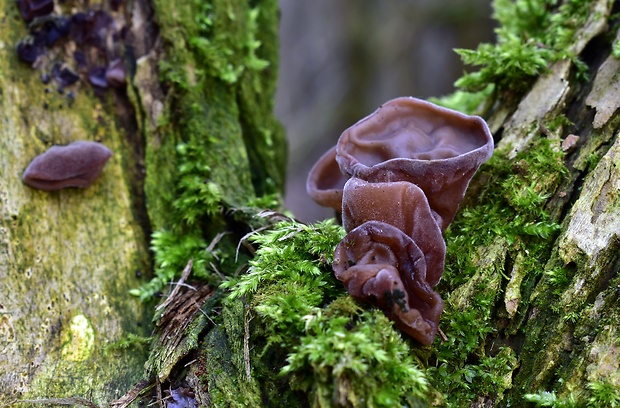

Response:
(61, 314), (95, 362)
(0, 313), (15, 343)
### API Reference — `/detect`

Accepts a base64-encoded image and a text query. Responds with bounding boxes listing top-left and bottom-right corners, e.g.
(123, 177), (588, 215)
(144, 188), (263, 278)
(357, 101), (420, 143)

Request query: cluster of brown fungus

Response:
(16, 0), (127, 93)
(307, 97), (494, 345)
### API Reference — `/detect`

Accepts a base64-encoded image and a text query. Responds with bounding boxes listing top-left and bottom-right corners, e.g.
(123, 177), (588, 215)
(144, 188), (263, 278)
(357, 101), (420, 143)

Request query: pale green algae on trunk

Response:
(60, 314), (95, 362)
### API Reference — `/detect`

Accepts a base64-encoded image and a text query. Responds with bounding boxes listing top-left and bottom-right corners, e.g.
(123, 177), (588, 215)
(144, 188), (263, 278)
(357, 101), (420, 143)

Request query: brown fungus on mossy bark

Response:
(22, 141), (112, 191)
(333, 221), (444, 345)
(341, 177), (446, 286)
(308, 97), (494, 345)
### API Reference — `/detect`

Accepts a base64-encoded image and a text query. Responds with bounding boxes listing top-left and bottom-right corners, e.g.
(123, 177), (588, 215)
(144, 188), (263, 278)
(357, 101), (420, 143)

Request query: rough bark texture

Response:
(480, 0), (620, 402)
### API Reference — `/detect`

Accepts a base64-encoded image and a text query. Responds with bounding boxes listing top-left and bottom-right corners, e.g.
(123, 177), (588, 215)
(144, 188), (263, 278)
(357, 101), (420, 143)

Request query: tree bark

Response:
(481, 0), (620, 402)
(433, 0), (620, 405)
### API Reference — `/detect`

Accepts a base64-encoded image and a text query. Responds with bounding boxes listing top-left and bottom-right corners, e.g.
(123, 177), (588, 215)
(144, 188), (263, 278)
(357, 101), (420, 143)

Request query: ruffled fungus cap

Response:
(306, 146), (348, 211)
(306, 96), (494, 345)
(336, 97), (493, 229)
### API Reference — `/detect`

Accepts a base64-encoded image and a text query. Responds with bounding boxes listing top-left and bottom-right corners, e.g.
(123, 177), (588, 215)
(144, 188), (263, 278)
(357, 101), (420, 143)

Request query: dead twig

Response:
(156, 259), (193, 312)
(109, 380), (154, 408)
(244, 304), (254, 383)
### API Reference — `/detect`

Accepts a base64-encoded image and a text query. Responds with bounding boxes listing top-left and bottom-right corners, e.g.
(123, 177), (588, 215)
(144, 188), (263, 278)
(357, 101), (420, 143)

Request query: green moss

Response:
(423, 135), (568, 405)
(430, 84), (495, 115)
(444, 136), (565, 284)
(587, 380), (620, 407)
(455, 29), (553, 93)
(442, 0), (594, 112)
(613, 38), (620, 58)
(134, 0), (286, 300)
(104, 333), (152, 354)
(524, 379), (620, 407)
(524, 391), (578, 407)
(283, 304), (429, 407)
(220, 220), (431, 406)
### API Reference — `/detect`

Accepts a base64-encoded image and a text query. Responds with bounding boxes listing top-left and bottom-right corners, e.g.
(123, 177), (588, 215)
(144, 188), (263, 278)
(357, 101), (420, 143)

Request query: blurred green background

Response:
(275, 0), (494, 221)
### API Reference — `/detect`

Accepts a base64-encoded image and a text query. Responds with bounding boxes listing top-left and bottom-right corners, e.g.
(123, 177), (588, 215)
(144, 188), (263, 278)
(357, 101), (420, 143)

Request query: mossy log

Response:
(215, 0), (620, 406)
(476, 1), (620, 403)
(3, 0), (620, 407)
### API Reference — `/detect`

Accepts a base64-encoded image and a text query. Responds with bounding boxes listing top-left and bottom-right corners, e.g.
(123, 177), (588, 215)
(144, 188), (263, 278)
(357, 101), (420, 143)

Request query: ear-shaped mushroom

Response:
(22, 141), (113, 191)
(336, 97), (493, 230)
(341, 177), (445, 286)
(306, 146), (349, 211)
(307, 97), (494, 345)
(333, 221), (443, 346)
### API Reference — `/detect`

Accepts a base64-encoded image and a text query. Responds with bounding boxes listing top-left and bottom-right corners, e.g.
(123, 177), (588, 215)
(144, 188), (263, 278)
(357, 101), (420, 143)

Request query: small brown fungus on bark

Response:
(22, 141), (113, 191)
(308, 97), (494, 345)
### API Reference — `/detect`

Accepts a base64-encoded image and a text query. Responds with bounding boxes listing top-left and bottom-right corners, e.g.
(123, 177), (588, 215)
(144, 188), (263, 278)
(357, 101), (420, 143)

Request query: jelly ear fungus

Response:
(22, 141), (112, 191)
(307, 97), (494, 345)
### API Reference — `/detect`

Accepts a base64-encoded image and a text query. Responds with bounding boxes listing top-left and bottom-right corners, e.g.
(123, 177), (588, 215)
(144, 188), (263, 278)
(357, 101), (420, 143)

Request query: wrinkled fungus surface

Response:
(23, 141), (113, 191)
(307, 97), (493, 345)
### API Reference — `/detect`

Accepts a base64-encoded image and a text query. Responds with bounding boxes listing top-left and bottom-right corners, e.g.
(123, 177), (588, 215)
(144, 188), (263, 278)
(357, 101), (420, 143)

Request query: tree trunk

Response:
(472, 0), (620, 404)
(1, 0), (284, 405)
(215, 0), (620, 406)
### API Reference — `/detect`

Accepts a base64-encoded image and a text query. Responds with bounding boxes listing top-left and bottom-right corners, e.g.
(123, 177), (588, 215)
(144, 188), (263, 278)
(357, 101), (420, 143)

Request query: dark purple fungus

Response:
(70, 10), (112, 48)
(16, 39), (44, 63)
(73, 50), (87, 70)
(22, 141), (113, 190)
(333, 221), (443, 346)
(88, 66), (108, 88)
(19, 0), (54, 21)
(28, 17), (72, 46)
(41, 19), (70, 46)
(51, 63), (79, 90)
(307, 97), (494, 345)
(105, 58), (126, 87)
(69, 12), (94, 45)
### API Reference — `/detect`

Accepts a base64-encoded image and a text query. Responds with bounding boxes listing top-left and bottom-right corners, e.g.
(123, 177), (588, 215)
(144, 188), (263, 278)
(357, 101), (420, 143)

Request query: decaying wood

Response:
(470, 0), (620, 401)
